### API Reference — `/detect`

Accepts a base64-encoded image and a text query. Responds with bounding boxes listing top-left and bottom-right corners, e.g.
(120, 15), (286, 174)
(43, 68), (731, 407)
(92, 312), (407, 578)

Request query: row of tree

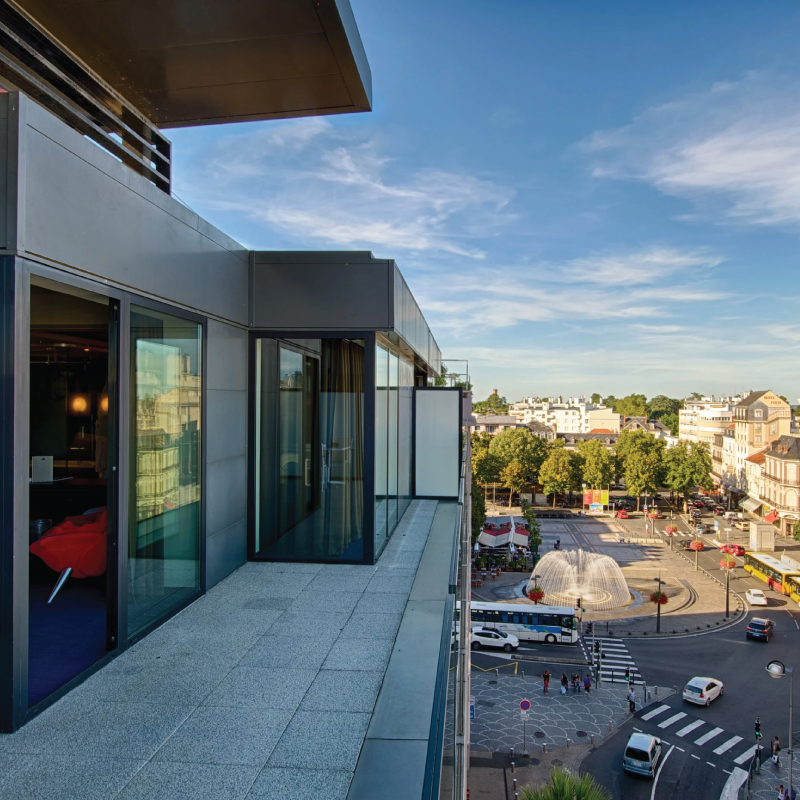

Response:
(472, 427), (713, 509)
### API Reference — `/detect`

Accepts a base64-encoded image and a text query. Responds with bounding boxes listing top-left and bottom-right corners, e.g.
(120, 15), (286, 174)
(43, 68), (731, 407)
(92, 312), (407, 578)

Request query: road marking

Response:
(733, 745), (759, 765)
(695, 727), (724, 746)
(691, 753), (701, 760)
(634, 727), (642, 732)
(650, 744), (675, 800)
(706, 761), (716, 767)
(713, 735), (743, 755)
(675, 746), (685, 752)
(723, 769), (731, 775)
(658, 712), (687, 729)
(641, 704), (670, 721)
(676, 720), (704, 737)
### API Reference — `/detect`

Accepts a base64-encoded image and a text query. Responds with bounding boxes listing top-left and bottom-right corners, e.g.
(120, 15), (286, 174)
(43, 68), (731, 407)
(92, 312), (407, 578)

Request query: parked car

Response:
(683, 676), (724, 706)
(692, 501), (704, 508)
(720, 544), (745, 556)
(623, 732), (663, 778)
(746, 617), (775, 641)
(714, 507), (725, 516)
(615, 510), (630, 519)
(471, 628), (519, 652)
(746, 589), (768, 606)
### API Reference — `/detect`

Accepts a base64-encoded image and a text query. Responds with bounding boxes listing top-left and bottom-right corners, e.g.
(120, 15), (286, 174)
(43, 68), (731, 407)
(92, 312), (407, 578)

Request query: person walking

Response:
(628, 686), (636, 713)
(560, 673), (569, 695)
(542, 670), (550, 695)
(775, 785), (786, 800)
(583, 673), (591, 693)
(773, 736), (781, 767)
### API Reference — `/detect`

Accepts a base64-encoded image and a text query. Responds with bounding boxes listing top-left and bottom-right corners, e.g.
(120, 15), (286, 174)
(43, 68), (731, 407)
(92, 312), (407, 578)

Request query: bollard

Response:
(647, 691), (651, 701)
(590, 734), (595, 745)
(521, 671), (525, 679)
(495, 669), (499, 678)
(513, 779), (517, 791)
(567, 738), (571, 749)
(511, 762), (515, 774)
(542, 743), (547, 753)
(510, 748), (514, 760)
(655, 686), (658, 696)
(608, 721), (612, 732)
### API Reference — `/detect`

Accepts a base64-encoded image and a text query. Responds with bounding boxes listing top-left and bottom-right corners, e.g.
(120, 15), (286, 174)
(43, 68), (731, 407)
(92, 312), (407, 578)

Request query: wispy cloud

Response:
(578, 73), (800, 227)
(174, 118), (516, 258)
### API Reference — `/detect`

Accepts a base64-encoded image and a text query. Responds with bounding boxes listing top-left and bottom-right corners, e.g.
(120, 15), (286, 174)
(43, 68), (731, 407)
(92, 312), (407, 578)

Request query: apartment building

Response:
(761, 436), (800, 536)
(679, 396), (741, 445)
(713, 424), (739, 492)
(510, 397), (620, 433)
(734, 391), (792, 492)
(472, 414), (520, 435)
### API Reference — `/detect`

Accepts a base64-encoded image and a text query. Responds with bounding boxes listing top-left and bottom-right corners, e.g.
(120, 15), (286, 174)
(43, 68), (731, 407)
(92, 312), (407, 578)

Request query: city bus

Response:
(742, 552), (800, 594)
(786, 576), (800, 606)
(458, 601), (579, 644)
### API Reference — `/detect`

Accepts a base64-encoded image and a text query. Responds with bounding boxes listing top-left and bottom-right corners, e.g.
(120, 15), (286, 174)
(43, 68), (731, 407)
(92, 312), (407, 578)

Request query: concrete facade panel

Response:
(205, 520), (247, 589)
(206, 389), (247, 466)
(205, 455), (247, 539)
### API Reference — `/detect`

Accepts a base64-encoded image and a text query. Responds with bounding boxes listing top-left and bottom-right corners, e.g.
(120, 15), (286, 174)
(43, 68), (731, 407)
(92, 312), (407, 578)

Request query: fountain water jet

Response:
(528, 549), (629, 611)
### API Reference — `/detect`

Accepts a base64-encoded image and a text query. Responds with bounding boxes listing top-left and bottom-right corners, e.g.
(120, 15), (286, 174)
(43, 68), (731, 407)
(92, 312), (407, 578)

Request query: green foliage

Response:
(602, 394), (617, 410)
(661, 412), (679, 435)
(471, 478), (486, 541)
(662, 440), (713, 502)
(577, 438), (615, 488)
(647, 395), (682, 419)
(501, 460), (529, 505)
(470, 430), (494, 455)
(489, 427), (549, 483)
(472, 392), (509, 414)
(616, 393), (648, 418)
(472, 447), (502, 484)
(793, 521), (800, 543)
(540, 448), (581, 505)
(520, 499), (542, 552)
(591, 392), (602, 404)
(624, 448), (663, 509)
(520, 767), (611, 800)
(615, 429), (665, 480)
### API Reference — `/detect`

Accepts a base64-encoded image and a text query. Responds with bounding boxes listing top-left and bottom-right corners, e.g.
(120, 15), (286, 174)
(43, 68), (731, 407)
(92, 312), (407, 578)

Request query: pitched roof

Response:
(766, 435), (800, 461)
(736, 390), (769, 407)
(475, 414), (518, 425)
(589, 428), (615, 434)
(744, 449), (768, 465)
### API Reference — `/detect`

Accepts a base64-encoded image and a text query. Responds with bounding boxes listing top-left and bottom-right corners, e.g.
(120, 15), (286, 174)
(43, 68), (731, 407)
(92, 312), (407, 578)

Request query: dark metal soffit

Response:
(11, 0), (372, 129)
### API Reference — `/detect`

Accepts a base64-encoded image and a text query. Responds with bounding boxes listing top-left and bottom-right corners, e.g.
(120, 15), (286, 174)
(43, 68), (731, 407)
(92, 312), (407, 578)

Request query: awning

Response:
(764, 510), (779, 524)
(740, 497), (762, 513)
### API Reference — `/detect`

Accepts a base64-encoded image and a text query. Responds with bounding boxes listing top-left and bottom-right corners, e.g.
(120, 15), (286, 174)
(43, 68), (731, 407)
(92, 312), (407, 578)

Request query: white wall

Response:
(414, 389), (460, 498)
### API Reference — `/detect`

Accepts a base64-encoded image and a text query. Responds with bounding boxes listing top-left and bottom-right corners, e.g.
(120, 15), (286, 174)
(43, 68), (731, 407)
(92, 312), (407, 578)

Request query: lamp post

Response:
(653, 571), (664, 633)
(766, 660), (794, 795)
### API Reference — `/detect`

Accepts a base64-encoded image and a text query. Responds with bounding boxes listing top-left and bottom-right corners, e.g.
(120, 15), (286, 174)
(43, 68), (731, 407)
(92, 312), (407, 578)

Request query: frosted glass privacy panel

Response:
(414, 388), (460, 498)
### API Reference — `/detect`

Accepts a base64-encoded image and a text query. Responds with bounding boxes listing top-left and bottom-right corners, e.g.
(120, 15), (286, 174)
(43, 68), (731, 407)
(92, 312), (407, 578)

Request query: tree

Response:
(624, 449), (663, 511)
(602, 395), (617, 411)
(647, 395), (682, 419)
(472, 447), (501, 485)
(470, 430), (493, 455)
(471, 478), (486, 542)
(501, 460), (528, 506)
(577, 439), (615, 489)
(520, 767), (611, 800)
(540, 448), (580, 506)
(521, 499), (542, 553)
(615, 429), (664, 482)
(616, 393), (648, 418)
(662, 441), (713, 510)
(473, 392), (509, 415)
(661, 412), (679, 436)
(591, 392), (602, 405)
(489, 427), (549, 484)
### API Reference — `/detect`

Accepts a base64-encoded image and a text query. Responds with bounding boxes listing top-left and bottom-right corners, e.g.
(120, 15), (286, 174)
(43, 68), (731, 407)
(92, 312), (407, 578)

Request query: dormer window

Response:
(754, 409), (763, 419)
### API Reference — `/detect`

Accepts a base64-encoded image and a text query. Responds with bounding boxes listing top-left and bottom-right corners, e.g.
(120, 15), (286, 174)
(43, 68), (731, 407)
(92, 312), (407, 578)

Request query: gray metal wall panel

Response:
(207, 319), (248, 392)
(206, 456), (247, 538)
(206, 520), (247, 589)
(19, 96), (249, 325)
(251, 253), (391, 330)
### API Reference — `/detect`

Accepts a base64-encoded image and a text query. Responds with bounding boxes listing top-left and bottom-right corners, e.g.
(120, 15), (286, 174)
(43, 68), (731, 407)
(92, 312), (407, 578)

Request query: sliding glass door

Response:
(254, 338), (365, 561)
(128, 306), (202, 637)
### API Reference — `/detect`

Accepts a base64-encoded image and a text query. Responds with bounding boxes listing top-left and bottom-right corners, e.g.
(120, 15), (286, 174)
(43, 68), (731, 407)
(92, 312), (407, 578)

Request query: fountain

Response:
(528, 549), (630, 611)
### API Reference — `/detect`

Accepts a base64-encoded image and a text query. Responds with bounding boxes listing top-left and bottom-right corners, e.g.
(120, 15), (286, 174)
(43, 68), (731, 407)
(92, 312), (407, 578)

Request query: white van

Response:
(723, 511), (744, 522)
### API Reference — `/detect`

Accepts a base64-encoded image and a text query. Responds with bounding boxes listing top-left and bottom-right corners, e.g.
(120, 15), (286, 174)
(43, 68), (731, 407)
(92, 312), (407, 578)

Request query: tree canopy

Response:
(663, 440), (713, 502)
(577, 438), (615, 488)
(539, 448), (582, 505)
(646, 395), (682, 419)
(489, 427), (549, 483)
(472, 392), (508, 414)
(661, 412), (679, 435)
(501, 460), (529, 505)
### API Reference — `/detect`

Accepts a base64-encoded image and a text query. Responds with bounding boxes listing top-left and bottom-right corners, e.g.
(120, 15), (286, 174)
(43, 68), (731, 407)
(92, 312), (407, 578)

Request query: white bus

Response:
(458, 601), (579, 644)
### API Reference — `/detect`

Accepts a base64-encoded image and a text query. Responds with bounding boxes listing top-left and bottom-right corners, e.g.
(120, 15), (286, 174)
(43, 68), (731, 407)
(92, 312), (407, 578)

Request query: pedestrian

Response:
(583, 673), (591, 693)
(789, 786), (796, 800)
(572, 672), (580, 693)
(627, 686), (636, 713)
(773, 736), (781, 767)
(775, 785), (786, 800)
(542, 669), (550, 695)
(561, 673), (568, 695)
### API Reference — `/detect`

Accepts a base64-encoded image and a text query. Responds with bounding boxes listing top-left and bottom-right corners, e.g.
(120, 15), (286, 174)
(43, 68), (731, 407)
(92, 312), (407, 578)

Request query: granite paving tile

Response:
(339, 611), (403, 640)
(353, 592), (409, 615)
(300, 670), (384, 713)
(266, 711), (371, 770)
(115, 761), (258, 800)
(238, 632), (339, 670)
(266, 610), (351, 637)
(245, 767), (352, 800)
(153, 706), (293, 767)
(321, 637), (395, 672)
(203, 667), (318, 710)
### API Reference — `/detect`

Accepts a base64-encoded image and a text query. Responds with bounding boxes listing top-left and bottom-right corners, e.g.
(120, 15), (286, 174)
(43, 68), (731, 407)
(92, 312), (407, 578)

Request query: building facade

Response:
(679, 397), (740, 445)
(510, 397), (620, 433)
(761, 436), (800, 536)
(734, 391), (792, 492)
(472, 414), (521, 435)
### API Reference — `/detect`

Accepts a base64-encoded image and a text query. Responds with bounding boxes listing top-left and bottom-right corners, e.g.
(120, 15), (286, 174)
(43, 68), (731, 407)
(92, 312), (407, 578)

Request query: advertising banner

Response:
(583, 489), (610, 506)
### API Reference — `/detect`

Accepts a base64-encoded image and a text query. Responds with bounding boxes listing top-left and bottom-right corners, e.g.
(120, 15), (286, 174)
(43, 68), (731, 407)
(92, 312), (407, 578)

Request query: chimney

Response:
(492, 389), (498, 395)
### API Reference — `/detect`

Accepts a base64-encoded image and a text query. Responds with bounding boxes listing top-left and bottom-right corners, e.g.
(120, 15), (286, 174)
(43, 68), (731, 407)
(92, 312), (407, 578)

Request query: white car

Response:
(683, 676), (724, 706)
(746, 589), (768, 606)
(471, 628), (519, 652)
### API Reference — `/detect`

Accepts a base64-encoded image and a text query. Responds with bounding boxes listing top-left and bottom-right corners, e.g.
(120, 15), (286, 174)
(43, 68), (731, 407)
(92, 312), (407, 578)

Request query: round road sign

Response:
(520, 699), (531, 712)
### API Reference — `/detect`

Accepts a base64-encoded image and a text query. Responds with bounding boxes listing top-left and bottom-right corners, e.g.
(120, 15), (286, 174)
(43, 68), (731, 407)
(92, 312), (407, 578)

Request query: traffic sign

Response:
(520, 699), (531, 711)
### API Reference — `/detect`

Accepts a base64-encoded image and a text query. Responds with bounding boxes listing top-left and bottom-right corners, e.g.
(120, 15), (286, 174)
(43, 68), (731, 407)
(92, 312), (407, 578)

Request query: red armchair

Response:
(30, 507), (108, 602)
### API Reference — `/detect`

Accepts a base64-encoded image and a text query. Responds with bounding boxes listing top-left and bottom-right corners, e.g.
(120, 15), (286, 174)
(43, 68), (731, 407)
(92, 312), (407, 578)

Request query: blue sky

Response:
(169, 1), (800, 404)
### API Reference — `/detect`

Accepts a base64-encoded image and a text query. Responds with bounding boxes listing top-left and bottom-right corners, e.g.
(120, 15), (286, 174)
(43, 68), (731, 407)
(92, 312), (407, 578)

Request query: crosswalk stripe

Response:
(641, 704), (670, 721)
(658, 712), (687, 729)
(695, 727), (724, 746)
(713, 736), (743, 755)
(734, 745), (759, 765)
(676, 720), (704, 737)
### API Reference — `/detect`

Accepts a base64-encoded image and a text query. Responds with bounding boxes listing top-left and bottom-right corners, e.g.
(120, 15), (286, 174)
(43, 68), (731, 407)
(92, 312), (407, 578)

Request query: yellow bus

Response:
(786, 575), (800, 605)
(743, 552), (800, 595)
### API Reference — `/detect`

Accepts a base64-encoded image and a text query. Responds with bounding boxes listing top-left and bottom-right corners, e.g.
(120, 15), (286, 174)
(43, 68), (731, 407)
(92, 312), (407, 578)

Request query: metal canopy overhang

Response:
(10, 0), (372, 128)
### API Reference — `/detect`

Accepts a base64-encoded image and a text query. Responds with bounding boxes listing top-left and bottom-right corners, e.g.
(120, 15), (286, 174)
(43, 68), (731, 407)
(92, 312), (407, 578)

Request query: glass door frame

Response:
(124, 294), (207, 646)
(248, 330), (377, 565)
(7, 259), (124, 731)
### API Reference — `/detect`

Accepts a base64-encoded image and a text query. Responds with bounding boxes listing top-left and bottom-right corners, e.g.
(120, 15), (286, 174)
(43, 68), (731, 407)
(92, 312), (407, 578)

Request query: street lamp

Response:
(653, 572), (665, 633)
(766, 660), (794, 795)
